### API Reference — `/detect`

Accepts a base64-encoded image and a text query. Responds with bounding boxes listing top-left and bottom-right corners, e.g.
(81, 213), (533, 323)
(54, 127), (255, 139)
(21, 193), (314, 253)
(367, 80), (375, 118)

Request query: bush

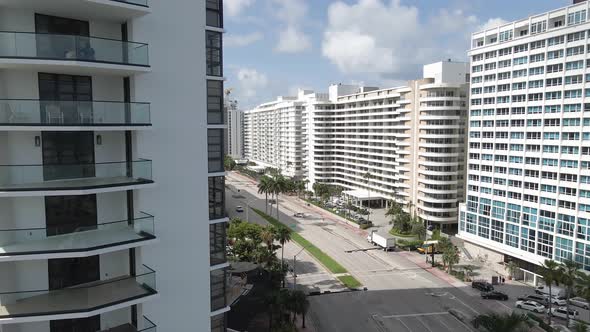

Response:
(390, 229), (415, 238)
(527, 313), (554, 332)
(430, 229), (441, 240)
(360, 223), (371, 230)
(397, 239), (423, 250)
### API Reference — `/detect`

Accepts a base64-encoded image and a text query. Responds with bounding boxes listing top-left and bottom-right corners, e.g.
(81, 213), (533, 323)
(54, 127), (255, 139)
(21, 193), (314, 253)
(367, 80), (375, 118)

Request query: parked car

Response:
(569, 297), (590, 309)
(548, 307), (579, 320)
(521, 294), (547, 304)
(481, 291), (508, 300)
(269, 199), (277, 204)
(548, 296), (567, 306)
(472, 281), (494, 292)
(515, 300), (546, 313)
(235, 206), (244, 212)
(293, 212), (305, 218)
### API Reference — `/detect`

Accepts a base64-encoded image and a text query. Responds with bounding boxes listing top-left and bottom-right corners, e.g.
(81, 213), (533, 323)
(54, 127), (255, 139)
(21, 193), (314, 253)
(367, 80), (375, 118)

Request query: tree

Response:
(504, 261), (519, 280)
(291, 290), (310, 328)
(269, 174), (289, 221)
(472, 312), (531, 332)
(363, 172), (372, 224)
(560, 259), (579, 322)
(438, 236), (453, 252)
(258, 176), (272, 213)
(274, 226), (292, 287)
(295, 180), (306, 198)
(442, 246), (460, 273)
(463, 265), (474, 282)
(411, 221), (426, 241)
(539, 259), (561, 325)
(574, 321), (589, 332)
(261, 226), (276, 250)
(224, 155), (236, 170)
(576, 271), (590, 305)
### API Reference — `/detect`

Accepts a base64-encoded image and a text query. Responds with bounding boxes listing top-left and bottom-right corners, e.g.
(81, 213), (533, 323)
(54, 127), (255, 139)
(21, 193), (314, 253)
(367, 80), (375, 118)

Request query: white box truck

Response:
(535, 285), (566, 298)
(367, 231), (396, 251)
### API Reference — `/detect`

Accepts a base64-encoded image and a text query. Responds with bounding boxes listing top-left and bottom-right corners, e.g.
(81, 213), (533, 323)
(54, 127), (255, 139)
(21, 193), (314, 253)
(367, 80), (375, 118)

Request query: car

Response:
(481, 291), (509, 300)
(548, 307), (579, 320)
(269, 199), (277, 204)
(549, 296), (567, 306)
(569, 297), (590, 309)
(522, 294), (547, 304)
(293, 212), (305, 218)
(515, 300), (546, 313)
(472, 281), (494, 292)
(235, 206), (244, 212)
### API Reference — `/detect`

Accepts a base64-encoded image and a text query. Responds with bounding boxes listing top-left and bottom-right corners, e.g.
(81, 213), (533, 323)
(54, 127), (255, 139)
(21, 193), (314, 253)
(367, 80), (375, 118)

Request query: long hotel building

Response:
(0, 1), (228, 331)
(458, 1), (590, 282)
(245, 62), (469, 231)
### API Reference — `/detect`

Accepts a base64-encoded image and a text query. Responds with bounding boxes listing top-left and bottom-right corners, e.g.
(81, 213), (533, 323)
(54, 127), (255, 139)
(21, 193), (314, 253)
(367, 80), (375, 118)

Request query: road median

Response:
(251, 207), (362, 289)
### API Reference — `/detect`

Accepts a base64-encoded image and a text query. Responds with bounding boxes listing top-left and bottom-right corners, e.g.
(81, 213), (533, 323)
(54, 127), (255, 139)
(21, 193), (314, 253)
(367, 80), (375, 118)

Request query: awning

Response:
(343, 189), (385, 200)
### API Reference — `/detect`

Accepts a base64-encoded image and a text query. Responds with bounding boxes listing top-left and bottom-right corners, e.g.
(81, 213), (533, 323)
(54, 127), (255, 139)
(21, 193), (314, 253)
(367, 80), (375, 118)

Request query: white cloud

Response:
(275, 26), (311, 53)
(224, 0), (255, 17)
(321, 0), (507, 79)
(271, 0), (312, 53)
(236, 68), (269, 99)
(225, 32), (263, 47)
(478, 17), (509, 31)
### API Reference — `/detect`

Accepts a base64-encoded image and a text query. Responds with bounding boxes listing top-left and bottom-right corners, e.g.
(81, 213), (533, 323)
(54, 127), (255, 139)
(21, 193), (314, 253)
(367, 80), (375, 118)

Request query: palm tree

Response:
(258, 176), (272, 213)
(291, 290), (310, 328)
(540, 259), (561, 325)
(363, 172), (372, 224)
(472, 312), (531, 332)
(442, 246), (459, 273)
(270, 174), (288, 221)
(274, 226), (292, 287)
(576, 271), (590, 322)
(261, 226), (277, 252)
(505, 261), (519, 280)
(560, 259), (579, 322)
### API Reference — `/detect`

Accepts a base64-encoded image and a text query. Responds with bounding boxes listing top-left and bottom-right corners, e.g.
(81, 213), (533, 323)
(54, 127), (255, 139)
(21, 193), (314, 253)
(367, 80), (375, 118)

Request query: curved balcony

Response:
(0, 212), (156, 262)
(0, 265), (157, 324)
(0, 99), (151, 130)
(0, 1), (149, 22)
(0, 159), (154, 197)
(0, 32), (149, 75)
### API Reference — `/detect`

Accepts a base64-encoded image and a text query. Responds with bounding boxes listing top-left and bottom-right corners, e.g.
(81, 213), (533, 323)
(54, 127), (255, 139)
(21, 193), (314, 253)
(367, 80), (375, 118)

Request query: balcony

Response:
(0, 212), (156, 262)
(0, 266), (157, 324)
(0, 99), (151, 130)
(0, 0), (150, 23)
(100, 316), (157, 332)
(0, 159), (154, 197)
(0, 32), (149, 75)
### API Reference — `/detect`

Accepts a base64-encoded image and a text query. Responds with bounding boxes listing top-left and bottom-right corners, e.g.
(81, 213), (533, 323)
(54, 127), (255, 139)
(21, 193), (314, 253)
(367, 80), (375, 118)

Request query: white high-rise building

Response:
(227, 107), (244, 159)
(245, 62), (469, 230)
(0, 1), (228, 331)
(458, 1), (590, 283)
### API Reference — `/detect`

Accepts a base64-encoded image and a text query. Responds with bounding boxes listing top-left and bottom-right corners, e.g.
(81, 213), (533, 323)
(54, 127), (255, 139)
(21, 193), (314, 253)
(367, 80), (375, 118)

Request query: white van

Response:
(535, 285), (566, 298)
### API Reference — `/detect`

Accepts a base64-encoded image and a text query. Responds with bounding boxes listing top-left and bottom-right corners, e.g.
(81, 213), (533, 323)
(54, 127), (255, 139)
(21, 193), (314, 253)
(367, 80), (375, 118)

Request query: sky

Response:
(223, 0), (571, 109)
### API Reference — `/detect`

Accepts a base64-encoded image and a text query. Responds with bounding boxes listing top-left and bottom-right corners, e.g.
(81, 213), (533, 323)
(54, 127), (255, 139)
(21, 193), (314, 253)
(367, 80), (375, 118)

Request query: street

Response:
(225, 171), (585, 331)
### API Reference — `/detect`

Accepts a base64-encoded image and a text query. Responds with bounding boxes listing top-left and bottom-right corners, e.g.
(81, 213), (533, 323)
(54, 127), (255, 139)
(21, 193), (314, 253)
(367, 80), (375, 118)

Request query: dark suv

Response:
(481, 291), (508, 300)
(472, 281), (494, 292)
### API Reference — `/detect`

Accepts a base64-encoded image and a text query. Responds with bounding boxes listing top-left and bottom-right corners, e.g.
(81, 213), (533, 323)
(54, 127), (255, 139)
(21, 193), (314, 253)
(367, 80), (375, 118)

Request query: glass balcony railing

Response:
(0, 32), (149, 67)
(0, 100), (150, 126)
(0, 212), (155, 258)
(100, 316), (157, 332)
(0, 265), (157, 320)
(0, 159), (153, 192)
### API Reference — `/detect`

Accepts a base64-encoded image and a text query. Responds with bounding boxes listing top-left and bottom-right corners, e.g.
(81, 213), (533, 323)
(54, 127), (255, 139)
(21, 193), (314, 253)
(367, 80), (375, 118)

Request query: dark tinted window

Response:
(208, 129), (224, 172)
(207, 80), (224, 124)
(206, 0), (223, 28)
(210, 222), (227, 266)
(210, 268), (227, 311)
(208, 176), (226, 219)
(206, 31), (223, 76)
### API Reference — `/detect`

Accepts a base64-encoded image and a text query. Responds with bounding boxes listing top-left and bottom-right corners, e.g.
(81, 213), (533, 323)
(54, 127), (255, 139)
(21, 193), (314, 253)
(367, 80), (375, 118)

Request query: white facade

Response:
(245, 62), (469, 229)
(227, 107), (244, 159)
(0, 1), (228, 331)
(459, 1), (590, 272)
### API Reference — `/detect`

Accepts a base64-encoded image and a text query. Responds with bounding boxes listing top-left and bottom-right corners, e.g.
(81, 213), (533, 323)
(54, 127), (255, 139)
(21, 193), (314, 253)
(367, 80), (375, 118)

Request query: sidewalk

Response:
(398, 251), (466, 288)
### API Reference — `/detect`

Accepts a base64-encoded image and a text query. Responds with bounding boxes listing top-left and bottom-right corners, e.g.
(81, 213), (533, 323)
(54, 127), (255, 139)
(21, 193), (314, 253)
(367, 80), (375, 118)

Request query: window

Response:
(529, 66), (544, 76)
(513, 56), (527, 65)
(547, 64), (563, 73)
(566, 60), (584, 71)
(211, 313), (227, 332)
(548, 36), (564, 46)
(567, 46), (585, 57)
(210, 268), (227, 311)
(545, 91), (562, 100)
(530, 53), (545, 63)
(568, 31), (586, 42)
(472, 76), (482, 84)
(568, 10), (587, 26)
(514, 44), (528, 53)
(472, 54), (483, 62)
(208, 129), (224, 172)
(512, 69), (527, 78)
(565, 74), (584, 84)
(207, 80), (224, 124)
(206, 31), (223, 76)
(498, 47), (512, 56)
(498, 60), (511, 68)
(499, 30), (513, 42)
(564, 104), (582, 112)
(209, 176), (225, 219)
(521, 228), (535, 253)
(565, 89), (583, 99)
(472, 65), (483, 73)
(498, 72), (511, 80)
(206, 0), (223, 28)
(491, 219), (504, 243)
(484, 63), (496, 71)
(210, 222), (227, 265)
(531, 21), (547, 35)
(529, 80), (543, 89)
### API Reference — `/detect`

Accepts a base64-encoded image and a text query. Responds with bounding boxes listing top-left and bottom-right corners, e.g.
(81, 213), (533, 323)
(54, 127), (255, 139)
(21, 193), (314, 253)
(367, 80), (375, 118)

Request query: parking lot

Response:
(372, 312), (474, 332)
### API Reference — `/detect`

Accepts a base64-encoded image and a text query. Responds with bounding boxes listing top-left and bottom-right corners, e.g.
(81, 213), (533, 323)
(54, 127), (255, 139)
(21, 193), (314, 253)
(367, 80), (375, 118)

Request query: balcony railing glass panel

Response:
(0, 32), (149, 66)
(0, 265), (157, 319)
(0, 159), (153, 191)
(0, 100), (150, 126)
(0, 212), (155, 257)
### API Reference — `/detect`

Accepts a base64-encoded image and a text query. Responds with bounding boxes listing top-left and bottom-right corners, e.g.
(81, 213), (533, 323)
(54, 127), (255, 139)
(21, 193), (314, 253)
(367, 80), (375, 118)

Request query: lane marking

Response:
(396, 317), (413, 332)
(416, 316), (435, 332)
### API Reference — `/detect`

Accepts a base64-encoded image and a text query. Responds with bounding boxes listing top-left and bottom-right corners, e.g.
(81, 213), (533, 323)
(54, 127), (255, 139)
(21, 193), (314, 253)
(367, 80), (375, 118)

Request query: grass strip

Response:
(338, 275), (362, 289)
(251, 207), (349, 275)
